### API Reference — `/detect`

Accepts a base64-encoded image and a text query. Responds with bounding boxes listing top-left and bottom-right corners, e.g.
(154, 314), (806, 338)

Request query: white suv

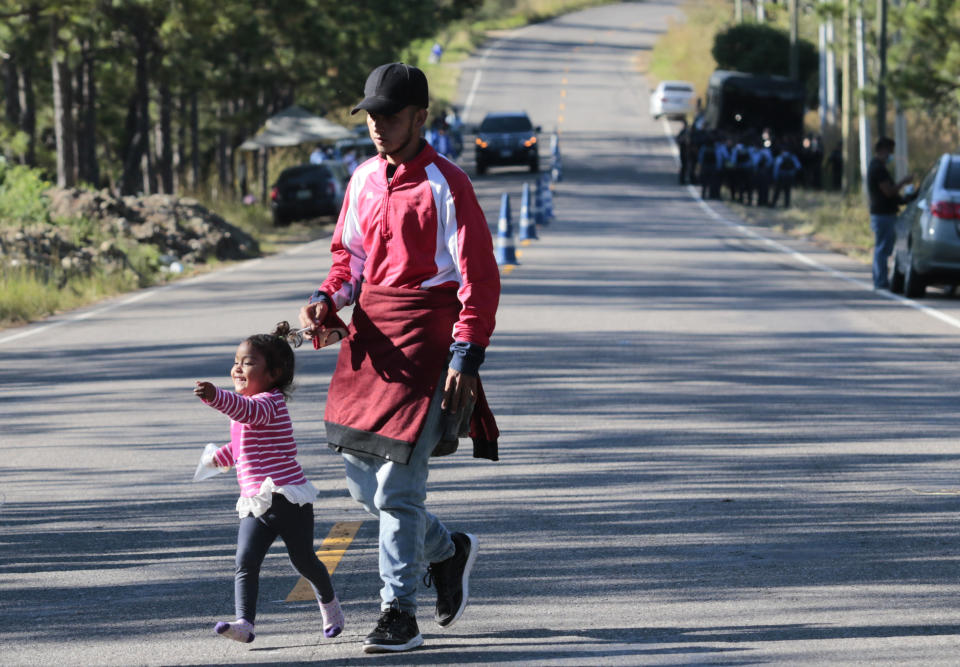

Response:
(649, 81), (696, 119)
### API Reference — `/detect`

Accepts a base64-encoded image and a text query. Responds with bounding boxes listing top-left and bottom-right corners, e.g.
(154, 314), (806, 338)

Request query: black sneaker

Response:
(362, 601), (423, 654)
(424, 532), (477, 628)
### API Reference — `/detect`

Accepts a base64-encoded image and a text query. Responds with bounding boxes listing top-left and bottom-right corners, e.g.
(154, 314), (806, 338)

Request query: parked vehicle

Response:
(890, 154), (960, 297)
(269, 164), (345, 226)
(702, 70), (805, 138)
(474, 111), (540, 175)
(649, 80), (696, 119)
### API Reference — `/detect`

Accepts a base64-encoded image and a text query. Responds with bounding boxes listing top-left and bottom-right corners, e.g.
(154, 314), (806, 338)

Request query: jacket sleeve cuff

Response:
(308, 289), (333, 308)
(449, 340), (485, 376)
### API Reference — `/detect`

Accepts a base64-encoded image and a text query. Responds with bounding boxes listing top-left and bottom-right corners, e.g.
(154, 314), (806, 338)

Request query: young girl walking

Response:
(194, 321), (343, 644)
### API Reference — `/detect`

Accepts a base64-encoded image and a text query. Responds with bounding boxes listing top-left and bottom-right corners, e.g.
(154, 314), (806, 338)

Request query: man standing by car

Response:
(868, 136), (913, 290)
(299, 62), (500, 654)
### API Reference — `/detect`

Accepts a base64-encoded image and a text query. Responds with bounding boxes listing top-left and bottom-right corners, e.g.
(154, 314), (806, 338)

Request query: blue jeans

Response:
(342, 380), (455, 615)
(870, 214), (898, 288)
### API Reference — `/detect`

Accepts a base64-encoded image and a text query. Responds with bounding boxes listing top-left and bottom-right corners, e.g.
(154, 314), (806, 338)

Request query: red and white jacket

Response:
(318, 142), (500, 371)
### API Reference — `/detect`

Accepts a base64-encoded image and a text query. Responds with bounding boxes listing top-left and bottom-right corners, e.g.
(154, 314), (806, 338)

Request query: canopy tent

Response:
(239, 105), (354, 204)
(239, 105), (353, 150)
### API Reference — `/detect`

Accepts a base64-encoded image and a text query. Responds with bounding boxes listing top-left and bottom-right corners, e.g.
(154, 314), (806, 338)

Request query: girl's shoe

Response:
(320, 596), (344, 638)
(214, 618), (255, 643)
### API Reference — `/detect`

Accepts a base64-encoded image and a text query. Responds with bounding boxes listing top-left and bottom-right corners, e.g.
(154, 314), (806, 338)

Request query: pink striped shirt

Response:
(204, 387), (308, 497)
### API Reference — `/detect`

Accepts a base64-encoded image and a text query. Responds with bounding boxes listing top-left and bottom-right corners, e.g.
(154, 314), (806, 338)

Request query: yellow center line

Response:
(560, 89), (567, 98)
(285, 520), (363, 601)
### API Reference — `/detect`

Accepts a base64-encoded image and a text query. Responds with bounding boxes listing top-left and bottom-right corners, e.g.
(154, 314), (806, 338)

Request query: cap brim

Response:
(351, 96), (405, 116)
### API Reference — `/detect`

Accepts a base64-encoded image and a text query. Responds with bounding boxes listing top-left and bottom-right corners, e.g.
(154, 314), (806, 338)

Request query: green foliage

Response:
(888, 1), (960, 117)
(0, 162), (51, 224)
(712, 23), (820, 108)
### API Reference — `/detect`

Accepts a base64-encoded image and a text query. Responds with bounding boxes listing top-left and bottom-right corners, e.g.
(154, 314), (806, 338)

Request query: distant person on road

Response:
(731, 138), (754, 204)
(752, 140), (774, 207)
(828, 142), (843, 190)
(298, 62), (501, 655)
(675, 119), (691, 185)
(193, 322), (343, 645)
(718, 136), (737, 201)
(770, 149), (801, 208)
(697, 132), (721, 199)
(867, 136), (914, 291)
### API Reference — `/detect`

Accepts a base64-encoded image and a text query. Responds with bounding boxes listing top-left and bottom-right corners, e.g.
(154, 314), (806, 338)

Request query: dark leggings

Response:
(234, 493), (334, 622)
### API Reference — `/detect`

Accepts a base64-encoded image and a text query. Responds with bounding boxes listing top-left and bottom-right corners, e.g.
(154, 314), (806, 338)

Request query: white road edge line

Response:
(660, 118), (960, 332)
(0, 239), (329, 348)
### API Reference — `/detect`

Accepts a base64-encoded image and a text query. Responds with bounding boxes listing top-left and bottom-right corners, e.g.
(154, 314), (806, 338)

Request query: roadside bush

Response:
(712, 23), (819, 108)
(0, 162), (51, 224)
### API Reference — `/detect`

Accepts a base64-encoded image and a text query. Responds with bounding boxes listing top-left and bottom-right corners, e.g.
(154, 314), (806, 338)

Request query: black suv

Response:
(474, 111), (540, 175)
(269, 163), (346, 226)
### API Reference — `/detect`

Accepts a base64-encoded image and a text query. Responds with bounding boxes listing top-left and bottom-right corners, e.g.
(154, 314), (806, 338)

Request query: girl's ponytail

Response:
(244, 322), (296, 399)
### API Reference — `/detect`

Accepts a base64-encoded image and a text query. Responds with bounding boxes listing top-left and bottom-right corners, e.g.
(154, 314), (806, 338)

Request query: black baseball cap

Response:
(351, 63), (429, 116)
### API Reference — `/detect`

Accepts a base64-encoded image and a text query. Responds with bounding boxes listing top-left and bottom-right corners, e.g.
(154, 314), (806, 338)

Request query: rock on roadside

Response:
(1, 188), (260, 280)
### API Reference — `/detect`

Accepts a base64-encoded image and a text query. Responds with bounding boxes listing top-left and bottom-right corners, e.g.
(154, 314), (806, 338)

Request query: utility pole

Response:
(757, 0), (766, 22)
(876, 0), (888, 138)
(735, 0), (743, 23)
(790, 0), (800, 80)
(819, 14), (828, 140)
(891, 0), (908, 180)
(856, 0), (872, 202)
(826, 14), (837, 133)
(842, 0), (857, 194)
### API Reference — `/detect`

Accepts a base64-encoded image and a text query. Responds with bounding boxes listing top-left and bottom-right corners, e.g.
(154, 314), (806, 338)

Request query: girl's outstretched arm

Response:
(197, 385), (278, 426)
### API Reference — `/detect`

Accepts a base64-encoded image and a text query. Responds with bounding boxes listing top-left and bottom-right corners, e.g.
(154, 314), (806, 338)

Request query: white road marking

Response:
(660, 118), (960, 332)
(0, 243), (318, 348)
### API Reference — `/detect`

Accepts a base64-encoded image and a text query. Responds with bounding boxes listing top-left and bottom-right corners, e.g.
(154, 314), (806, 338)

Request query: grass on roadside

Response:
(0, 264), (143, 326)
(737, 189), (874, 262)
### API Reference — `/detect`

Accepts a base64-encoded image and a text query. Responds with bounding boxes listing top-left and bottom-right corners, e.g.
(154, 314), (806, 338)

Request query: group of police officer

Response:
(677, 122), (806, 209)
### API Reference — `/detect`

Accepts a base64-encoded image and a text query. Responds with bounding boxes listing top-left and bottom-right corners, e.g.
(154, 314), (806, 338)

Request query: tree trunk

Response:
(17, 57), (36, 166)
(50, 19), (76, 187)
(75, 56), (88, 183)
(83, 45), (99, 188)
(121, 32), (150, 195)
(157, 77), (173, 193)
(190, 90), (199, 191)
(175, 92), (187, 193)
(142, 62), (155, 195)
(217, 101), (229, 198)
(120, 94), (142, 195)
(3, 58), (19, 128)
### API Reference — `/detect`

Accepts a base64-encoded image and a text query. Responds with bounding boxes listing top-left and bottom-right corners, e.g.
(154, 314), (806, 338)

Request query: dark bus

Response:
(702, 70), (806, 138)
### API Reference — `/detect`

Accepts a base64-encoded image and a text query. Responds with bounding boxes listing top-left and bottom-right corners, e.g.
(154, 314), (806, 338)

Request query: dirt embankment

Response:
(1, 188), (259, 279)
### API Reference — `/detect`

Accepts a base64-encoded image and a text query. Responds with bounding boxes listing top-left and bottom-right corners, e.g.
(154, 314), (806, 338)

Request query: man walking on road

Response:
(868, 136), (913, 290)
(299, 62), (501, 654)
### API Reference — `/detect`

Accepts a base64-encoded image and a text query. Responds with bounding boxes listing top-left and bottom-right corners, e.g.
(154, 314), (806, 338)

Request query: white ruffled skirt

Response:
(235, 477), (319, 519)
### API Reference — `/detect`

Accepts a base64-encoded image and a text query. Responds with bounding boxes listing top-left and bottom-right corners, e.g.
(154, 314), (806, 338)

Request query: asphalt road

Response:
(5, 2), (960, 665)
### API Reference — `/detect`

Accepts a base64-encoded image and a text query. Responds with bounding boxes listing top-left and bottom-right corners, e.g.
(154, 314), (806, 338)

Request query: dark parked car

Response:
(890, 154), (958, 298)
(474, 111), (540, 175)
(269, 164), (345, 226)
